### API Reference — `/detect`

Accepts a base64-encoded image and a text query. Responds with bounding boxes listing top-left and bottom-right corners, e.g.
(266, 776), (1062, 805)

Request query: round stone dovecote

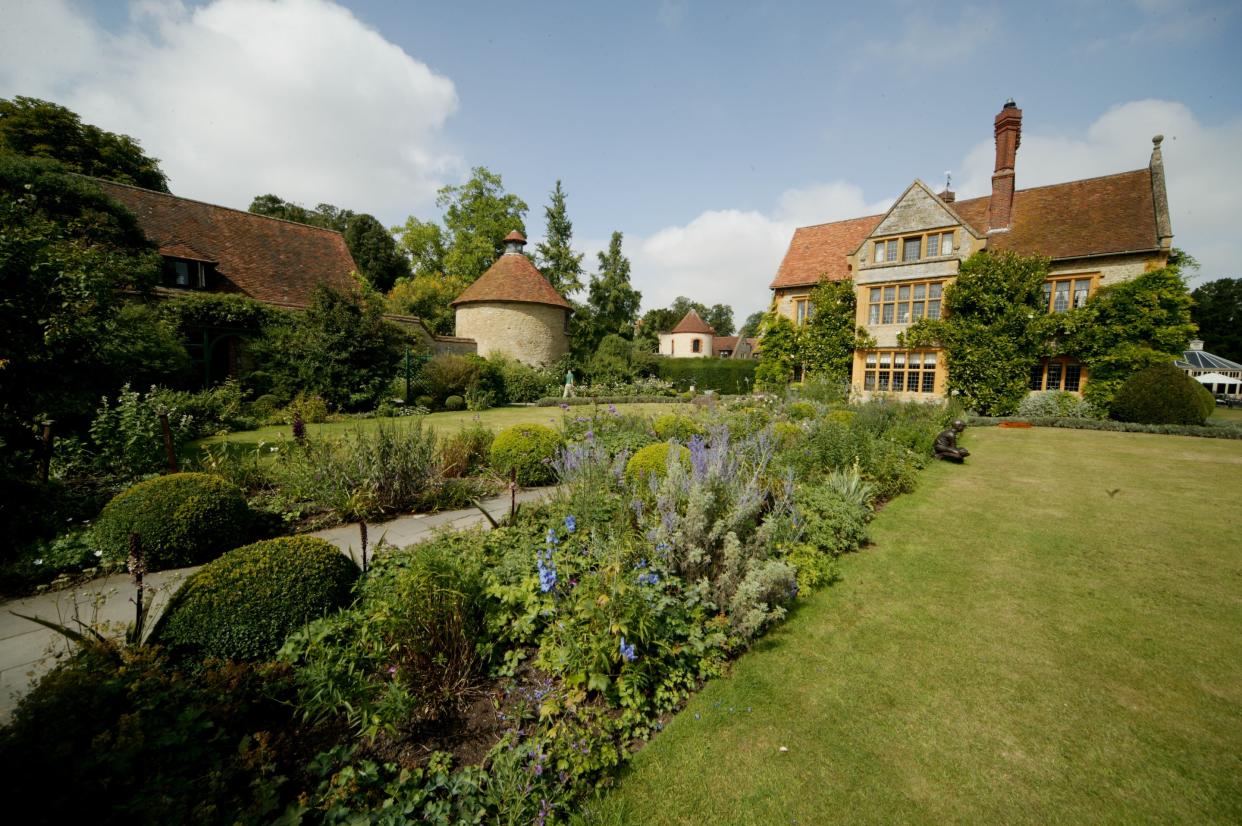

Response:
(450, 231), (571, 366)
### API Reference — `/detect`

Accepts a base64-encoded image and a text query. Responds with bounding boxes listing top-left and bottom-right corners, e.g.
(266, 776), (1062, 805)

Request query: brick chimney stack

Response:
(988, 99), (1022, 233)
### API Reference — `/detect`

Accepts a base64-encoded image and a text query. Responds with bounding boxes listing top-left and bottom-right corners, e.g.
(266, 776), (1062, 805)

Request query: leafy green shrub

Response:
(151, 378), (254, 437)
(654, 356), (755, 393)
(88, 384), (197, 482)
(822, 465), (875, 511)
(156, 536), (358, 661)
(1110, 362), (1215, 425)
(535, 394), (684, 406)
(772, 421), (804, 450)
(495, 356), (556, 403)
(415, 394), (434, 410)
(285, 390), (329, 424)
(1017, 390), (1101, 419)
(439, 420), (494, 477)
(625, 442), (691, 482)
(491, 424), (563, 485)
(794, 484), (868, 556)
(653, 413), (704, 442)
(250, 392), (281, 418)
(785, 400), (817, 421)
(444, 394), (465, 411)
(563, 409), (657, 459)
(422, 353), (479, 403)
(93, 473), (252, 570)
(0, 644), (296, 825)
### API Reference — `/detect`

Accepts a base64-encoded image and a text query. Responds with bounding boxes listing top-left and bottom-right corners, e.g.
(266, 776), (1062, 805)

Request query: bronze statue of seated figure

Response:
(934, 420), (970, 462)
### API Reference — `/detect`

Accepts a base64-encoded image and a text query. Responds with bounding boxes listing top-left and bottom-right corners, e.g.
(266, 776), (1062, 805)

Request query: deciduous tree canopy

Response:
(1191, 277), (1242, 363)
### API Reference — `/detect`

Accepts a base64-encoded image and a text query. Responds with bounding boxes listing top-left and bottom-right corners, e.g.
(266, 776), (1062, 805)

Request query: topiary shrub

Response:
(1111, 362), (1215, 425)
(785, 400), (818, 421)
(490, 423), (563, 485)
(772, 421), (803, 450)
(793, 483), (869, 556)
(155, 536), (358, 661)
(92, 473), (253, 570)
(625, 441), (691, 483)
(415, 394), (434, 410)
(443, 394), (465, 411)
(652, 413), (704, 442)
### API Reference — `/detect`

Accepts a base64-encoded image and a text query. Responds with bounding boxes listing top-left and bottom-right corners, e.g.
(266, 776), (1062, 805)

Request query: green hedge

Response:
(653, 357), (756, 394)
(536, 395), (687, 407)
(92, 473), (252, 570)
(155, 536), (359, 661)
(965, 416), (1242, 439)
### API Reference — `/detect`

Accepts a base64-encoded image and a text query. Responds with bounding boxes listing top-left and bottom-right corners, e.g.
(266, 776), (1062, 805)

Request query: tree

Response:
(739, 311), (765, 338)
(0, 154), (162, 473)
(1191, 278), (1242, 363)
(438, 166), (528, 282)
(1060, 265), (1196, 409)
(393, 217), (447, 278)
(535, 180), (584, 296)
(248, 285), (406, 410)
(344, 214), (408, 293)
(704, 304), (736, 336)
(0, 96), (169, 191)
(799, 280), (863, 380)
(586, 232), (642, 351)
(903, 250), (1051, 415)
(754, 311), (799, 390)
(385, 273), (469, 335)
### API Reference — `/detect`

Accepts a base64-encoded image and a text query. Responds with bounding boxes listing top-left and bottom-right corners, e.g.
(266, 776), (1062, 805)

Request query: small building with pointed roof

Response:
(658, 309), (716, 358)
(451, 231), (570, 366)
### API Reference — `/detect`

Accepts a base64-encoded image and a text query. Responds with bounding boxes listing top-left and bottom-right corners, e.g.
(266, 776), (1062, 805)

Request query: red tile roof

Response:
(773, 169), (1161, 291)
(952, 169), (1160, 259)
(95, 179), (358, 306)
(712, 335), (739, 355)
(671, 309), (716, 334)
(450, 252), (572, 310)
(770, 214), (883, 289)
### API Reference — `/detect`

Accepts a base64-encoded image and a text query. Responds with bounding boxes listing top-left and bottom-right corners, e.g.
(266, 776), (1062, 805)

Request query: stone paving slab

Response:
(0, 486), (554, 721)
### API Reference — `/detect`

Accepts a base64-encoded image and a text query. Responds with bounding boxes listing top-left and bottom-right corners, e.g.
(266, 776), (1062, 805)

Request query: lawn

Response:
(1211, 405), (1242, 424)
(195, 402), (688, 454)
(587, 427), (1242, 825)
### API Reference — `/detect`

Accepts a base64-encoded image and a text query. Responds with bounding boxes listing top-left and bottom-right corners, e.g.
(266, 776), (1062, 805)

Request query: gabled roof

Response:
(770, 214), (883, 290)
(712, 335), (739, 355)
(95, 178), (358, 306)
(450, 251), (571, 310)
(671, 309), (716, 334)
(952, 169), (1161, 260)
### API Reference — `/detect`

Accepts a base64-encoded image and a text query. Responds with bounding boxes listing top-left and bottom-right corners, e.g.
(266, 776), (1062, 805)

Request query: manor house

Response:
(769, 100), (1173, 399)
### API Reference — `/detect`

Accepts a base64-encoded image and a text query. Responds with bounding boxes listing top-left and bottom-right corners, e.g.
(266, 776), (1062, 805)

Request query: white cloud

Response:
(854, 4), (1000, 70)
(0, 0), (460, 217)
(957, 99), (1242, 282)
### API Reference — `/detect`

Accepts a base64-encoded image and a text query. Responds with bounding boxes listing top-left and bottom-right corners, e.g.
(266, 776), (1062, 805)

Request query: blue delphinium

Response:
(564, 514), (576, 534)
(619, 636), (637, 662)
(538, 529), (558, 593)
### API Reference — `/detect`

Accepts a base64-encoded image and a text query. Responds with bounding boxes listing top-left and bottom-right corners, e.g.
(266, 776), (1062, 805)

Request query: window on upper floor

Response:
(873, 230), (956, 265)
(794, 297), (814, 325)
(1042, 275), (1096, 313)
(163, 257), (211, 290)
(868, 280), (943, 325)
(862, 349), (940, 394)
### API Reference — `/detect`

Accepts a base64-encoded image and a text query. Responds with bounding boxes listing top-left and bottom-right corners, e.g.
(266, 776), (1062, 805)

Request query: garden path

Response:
(0, 486), (553, 721)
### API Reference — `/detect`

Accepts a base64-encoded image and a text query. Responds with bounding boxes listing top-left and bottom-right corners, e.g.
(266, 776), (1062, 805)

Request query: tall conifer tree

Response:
(535, 180), (584, 296)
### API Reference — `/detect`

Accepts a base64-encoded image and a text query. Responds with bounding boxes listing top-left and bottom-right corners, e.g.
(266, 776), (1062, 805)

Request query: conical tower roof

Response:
(670, 308), (716, 335)
(450, 230), (571, 310)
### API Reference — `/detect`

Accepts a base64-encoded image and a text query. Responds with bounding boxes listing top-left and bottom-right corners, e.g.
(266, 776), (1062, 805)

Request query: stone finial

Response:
(1149, 135), (1173, 248)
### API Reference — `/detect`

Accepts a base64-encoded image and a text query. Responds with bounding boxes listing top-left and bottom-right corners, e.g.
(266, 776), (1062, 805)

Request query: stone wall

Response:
(454, 301), (568, 366)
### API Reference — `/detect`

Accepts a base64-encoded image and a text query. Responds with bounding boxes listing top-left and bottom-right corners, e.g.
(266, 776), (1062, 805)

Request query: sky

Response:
(2, 0), (1240, 323)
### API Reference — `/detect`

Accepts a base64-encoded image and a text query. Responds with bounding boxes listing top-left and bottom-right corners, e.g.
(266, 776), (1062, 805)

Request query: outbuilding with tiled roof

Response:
(451, 231), (570, 366)
(659, 309), (716, 358)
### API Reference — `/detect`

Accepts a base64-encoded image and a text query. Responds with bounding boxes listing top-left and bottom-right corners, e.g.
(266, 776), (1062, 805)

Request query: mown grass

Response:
(586, 427), (1242, 825)
(194, 402), (689, 456)
(1211, 406), (1242, 424)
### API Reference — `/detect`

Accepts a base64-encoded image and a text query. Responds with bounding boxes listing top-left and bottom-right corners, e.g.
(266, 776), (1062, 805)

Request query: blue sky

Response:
(3, 0), (1239, 321)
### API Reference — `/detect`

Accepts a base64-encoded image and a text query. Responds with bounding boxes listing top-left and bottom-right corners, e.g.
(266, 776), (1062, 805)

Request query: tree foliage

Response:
(738, 311), (765, 338)
(641, 297), (735, 337)
(585, 232), (642, 352)
(799, 280), (863, 380)
(247, 285), (406, 410)
(1191, 277), (1242, 363)
(437, 167), (528, 282)
(1059, 265), (1196, 409)
(535, 180), (584, 296)
(754, 311), (799, 390)
(0, 154), (162, 472)
(903, 250), (1051, 415)
(393, 217), (448, 278)
(0, 96), (169, 191)
(385, 273), (469, 335)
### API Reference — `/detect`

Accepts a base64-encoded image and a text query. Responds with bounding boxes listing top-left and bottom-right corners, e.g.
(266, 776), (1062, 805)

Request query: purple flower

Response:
(559, 403), (570, 411)
(637, 570), (660, 586)
(619, 636), (637, 662)
(564, 514), (576, 534)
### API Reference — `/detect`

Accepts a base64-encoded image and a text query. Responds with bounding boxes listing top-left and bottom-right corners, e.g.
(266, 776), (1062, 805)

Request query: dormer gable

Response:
(854, 180), (982, 257)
